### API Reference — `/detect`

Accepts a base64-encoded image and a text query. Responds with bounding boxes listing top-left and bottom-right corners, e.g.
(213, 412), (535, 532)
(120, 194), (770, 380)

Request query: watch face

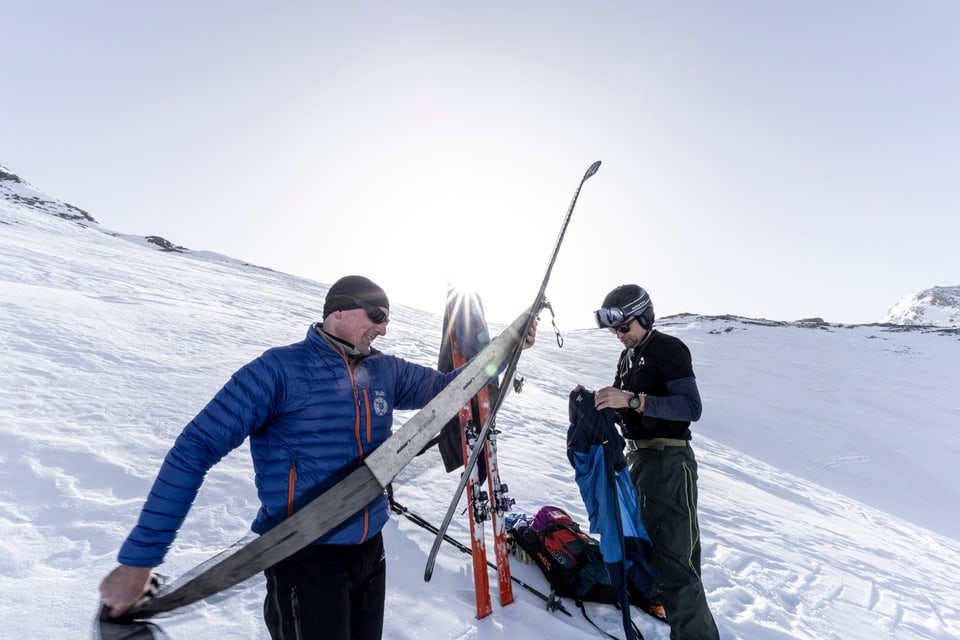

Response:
(629, 394), (640, 410)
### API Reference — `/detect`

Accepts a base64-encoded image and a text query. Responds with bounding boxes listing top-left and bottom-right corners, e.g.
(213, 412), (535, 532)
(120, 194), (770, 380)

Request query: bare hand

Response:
(521, 316), (538, 350)
(99, 565), (153, 618)
(595, 386), (632, 410)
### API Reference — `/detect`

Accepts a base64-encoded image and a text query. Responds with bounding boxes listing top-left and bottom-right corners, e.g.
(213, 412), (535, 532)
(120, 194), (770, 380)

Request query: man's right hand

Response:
(99, 564), (153, 618)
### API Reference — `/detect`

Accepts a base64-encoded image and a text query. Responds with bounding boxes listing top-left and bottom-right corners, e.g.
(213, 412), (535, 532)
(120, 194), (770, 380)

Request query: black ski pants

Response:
(264, 532), (386, 640)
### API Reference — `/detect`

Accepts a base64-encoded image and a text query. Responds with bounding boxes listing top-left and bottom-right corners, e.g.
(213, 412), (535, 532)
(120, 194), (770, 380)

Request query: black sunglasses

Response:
(613, 318), (635, 333)
(338, 296), (390, 325)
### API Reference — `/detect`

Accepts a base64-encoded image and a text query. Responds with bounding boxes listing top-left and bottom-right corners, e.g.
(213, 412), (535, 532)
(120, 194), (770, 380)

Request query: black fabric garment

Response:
(566, 389), (628, 471)
(567, 389), (658, 640)
(263, 532), (386, 640)
(614, 330), (696, 440)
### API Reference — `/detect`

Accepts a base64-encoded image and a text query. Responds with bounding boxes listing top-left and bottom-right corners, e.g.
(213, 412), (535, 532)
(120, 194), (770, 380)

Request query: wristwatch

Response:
(628, 393), (642, 411)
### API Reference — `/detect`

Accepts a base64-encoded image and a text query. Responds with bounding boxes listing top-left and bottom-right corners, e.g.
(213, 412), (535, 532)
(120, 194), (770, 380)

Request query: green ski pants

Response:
(627, 443), (720, 640)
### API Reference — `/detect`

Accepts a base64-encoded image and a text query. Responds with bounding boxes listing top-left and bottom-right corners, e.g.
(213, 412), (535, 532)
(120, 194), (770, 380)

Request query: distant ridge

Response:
(0, 161), (308, 287)
(0, 163), (95, 223)
(4, 160), (956, 329)
(1, 161), (232, 265)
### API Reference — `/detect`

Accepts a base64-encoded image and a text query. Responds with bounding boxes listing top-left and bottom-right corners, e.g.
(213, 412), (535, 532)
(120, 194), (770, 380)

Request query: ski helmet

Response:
(595, 284), (655, 329)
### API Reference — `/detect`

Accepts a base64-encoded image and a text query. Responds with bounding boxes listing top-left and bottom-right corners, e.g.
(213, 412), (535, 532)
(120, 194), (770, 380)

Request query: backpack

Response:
(507, 505), (626, 606)
(507, 505), (662, 639)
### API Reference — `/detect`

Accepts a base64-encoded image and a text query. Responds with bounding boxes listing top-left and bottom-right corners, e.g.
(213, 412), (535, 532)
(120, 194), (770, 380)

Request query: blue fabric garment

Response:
(567, 388), (658, 640)
(119, 324), (459, 568)
(568, 445), (647, 565)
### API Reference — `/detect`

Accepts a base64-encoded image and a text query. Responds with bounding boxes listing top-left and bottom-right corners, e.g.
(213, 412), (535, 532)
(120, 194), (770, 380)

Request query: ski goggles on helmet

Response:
(595, 296), (650, 329)
(594, 306), (631, 329)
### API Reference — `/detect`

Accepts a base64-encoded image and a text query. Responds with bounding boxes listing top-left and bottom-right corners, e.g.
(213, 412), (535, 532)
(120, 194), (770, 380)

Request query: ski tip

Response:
(585, 160), (601, 179)
(423, 566), (434, 582)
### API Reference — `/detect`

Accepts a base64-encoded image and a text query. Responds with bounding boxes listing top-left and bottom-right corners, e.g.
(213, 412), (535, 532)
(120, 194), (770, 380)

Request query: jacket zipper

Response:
(287, 460), (297, 517)
(326, 348), (372, 542)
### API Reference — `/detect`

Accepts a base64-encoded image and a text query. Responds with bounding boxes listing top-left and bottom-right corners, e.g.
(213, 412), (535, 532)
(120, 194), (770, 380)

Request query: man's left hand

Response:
(522, 316), (538, 349)
(595, 386), (633, 410)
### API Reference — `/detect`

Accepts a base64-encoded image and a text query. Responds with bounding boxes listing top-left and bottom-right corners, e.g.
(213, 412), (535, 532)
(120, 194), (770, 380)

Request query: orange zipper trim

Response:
(287, 460), (297, 517)
(330, 348), (372, 540)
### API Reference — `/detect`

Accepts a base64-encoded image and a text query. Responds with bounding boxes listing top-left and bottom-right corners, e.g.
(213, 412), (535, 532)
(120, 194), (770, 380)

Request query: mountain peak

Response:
(883, 285), (960, 328)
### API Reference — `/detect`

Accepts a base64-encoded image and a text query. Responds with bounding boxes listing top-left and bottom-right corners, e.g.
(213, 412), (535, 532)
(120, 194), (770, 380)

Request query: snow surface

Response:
(2, 195), (959, 639)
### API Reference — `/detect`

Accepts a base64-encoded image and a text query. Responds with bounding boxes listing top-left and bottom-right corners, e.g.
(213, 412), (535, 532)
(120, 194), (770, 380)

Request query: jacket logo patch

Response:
(372, 391), (389, 416)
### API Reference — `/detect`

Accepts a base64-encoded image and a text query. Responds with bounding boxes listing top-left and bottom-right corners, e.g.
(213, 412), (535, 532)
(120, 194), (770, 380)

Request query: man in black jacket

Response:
(592, 284), (719, 640)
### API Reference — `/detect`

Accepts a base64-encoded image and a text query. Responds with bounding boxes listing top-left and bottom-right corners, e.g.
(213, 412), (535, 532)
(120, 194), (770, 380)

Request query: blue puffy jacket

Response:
(118, 324), (458, 568)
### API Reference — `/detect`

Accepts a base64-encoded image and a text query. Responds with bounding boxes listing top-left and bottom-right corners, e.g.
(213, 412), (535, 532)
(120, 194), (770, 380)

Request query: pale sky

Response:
(5, 1), (958, 326)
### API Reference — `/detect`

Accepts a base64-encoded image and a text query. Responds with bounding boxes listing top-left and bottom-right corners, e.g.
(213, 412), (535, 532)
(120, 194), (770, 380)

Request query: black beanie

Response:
(323, 275), (390, 318)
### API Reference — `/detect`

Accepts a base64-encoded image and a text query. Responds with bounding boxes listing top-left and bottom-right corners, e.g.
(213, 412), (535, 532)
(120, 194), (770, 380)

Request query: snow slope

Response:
(1, 190), (958, 639)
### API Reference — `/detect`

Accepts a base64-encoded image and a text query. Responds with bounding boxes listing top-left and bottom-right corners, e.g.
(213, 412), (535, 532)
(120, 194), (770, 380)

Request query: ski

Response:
(460, 293), (515, 607)
(479, 389), (515, 608)
(441, 290), (493, 618)
(440, 289), (515, 615)
(110, 310), (531, 621)
(424, 160), (602, 581)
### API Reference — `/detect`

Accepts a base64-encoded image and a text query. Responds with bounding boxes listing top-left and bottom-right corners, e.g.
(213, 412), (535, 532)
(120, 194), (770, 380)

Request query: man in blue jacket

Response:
(99, 275), (536, 639)
(593, 284), (719, 640)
